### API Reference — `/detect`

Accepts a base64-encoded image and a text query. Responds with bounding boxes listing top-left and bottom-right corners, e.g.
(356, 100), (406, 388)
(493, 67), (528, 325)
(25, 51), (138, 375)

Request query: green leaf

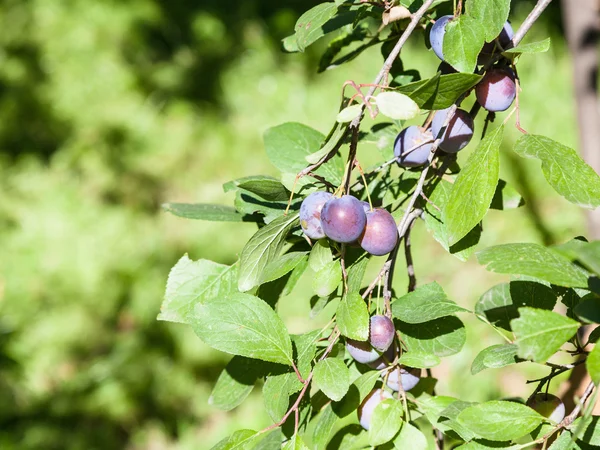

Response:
(313, 358), (350, 402)
(190, 293), (293, 365)
(368, 399), (404, 446)
(465, 0), (511, 42)
(588, 344), (600, 386)
(393, 422), (427, 450)
(398, 352), (441, 368)
(347, 255), (369, 293)
(570, 416), (600, 445)
(424, 179), (482, 261)
(547, 430), (578, 450)
(282, 434), (309, 450)
(392, 282), (469, 323)
(308, 240), (333, 272)
(262, 373), (295, 422)
(572, 241), (600, 276)
(212, 429), (258, 450)
(260, 252), (308, 285)
(234, 189), (296, 223)
(312, 404), (338, 450)
(337, 292), (370, 341)
(337, 104), (362, 123)
(334, 370), (380, 418)
(253, 429), (284, 450)
(313, 260), (342, 297)
(477, 243), (590, 288)
(442, 16), (486, 73)
(457, 401), (545, 441)
(444, 126), (503, 245)
(159, 256), (238, 324)
(455, 441), (519, 450)
(294, 3), (339, 52)
(209, 356), (260, 411)
(396, 73), (482, 110)
(503, 38), (551, 54)
(418, 395), (459, 432)
(236, 177), (290, 202)
(514, 134), (600, 209)
(163, 203), (243, 222)
(264, 122), (324, 174)
(375, 91), (419, 120)
(475, 281), (558, 331)
(511, 307), (580, 362)
(574, 297), (600, 324)
(490, 179), (525, 210)
(398, 316), (466, 357)
(238, 213), (299, 292)
(439, 400), (478, 441)
(588, 326), (600, 344)
(471, 344), (519, 375)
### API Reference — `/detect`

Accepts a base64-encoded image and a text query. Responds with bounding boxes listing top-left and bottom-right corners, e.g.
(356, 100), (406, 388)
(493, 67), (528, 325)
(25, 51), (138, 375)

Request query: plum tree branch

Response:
(511, 0), (554, 48)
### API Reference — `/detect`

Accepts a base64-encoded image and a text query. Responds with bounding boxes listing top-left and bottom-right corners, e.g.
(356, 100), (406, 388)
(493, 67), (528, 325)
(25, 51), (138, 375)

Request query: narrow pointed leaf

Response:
(444, 126), (503, 245)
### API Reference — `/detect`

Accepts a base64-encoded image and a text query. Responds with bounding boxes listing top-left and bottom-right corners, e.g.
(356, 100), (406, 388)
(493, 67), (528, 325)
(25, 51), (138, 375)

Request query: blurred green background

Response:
(0, 1), (590, 448)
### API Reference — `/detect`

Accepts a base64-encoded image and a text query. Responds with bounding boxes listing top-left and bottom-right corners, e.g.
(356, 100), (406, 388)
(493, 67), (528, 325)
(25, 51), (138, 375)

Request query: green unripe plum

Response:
(526, 393), (565, 423)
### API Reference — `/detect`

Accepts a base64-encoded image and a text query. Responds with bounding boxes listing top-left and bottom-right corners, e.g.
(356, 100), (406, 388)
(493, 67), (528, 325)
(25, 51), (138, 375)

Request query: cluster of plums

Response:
(430, 17), (517, 113)
(300, 192), (398, 256)
(345, 315), (420, 430)
(394, 105), (474, 167)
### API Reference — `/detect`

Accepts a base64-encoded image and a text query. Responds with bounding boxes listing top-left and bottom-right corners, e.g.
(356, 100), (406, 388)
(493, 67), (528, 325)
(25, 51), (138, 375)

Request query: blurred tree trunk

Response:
(560, 0), (600, 416)
(562, 0), (600, 239)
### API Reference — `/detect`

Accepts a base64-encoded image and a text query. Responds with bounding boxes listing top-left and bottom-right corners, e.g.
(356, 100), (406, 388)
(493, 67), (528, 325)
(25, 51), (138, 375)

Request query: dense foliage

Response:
(160, 1), (600, 449)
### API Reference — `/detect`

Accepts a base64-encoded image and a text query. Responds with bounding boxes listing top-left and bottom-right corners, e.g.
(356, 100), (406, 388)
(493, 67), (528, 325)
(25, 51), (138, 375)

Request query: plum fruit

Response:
(394, 126), (434, 167)
(526, 393), (565, 423)
(386, 366), (421, 392)
(358, 208), (398, 256)
(299, 191), (333, 240)
(369, 315), (395, 352)
(482, 21), (514, 54)
(358, 388), (393, 430)
(321, 195), (367, 243)
(429, 15), (453, 61)
(431, 107), (474, 153)
(476, 68), (516, 112)
(346, 339), (381, 364)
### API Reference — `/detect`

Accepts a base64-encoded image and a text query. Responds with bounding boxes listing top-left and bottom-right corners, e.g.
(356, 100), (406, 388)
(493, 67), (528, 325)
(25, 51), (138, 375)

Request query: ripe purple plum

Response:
(386, 366), (421, 392)
(358, 388), (393, 430)
(367, 344), (397, 370)
(476, 68), (516, 112)
(431, 107), (474, 153)
(358, 209), (398, 256)
(369, 315), (395, 352)
(483, 21), (514, 54)
(526, 393), (565, 423)
(429, 15), (453, 61)
(346, 339), (381, 364)
(394, 126), (434, 167)
(321, 195), (367, 243)
(299, 191), (333, 240)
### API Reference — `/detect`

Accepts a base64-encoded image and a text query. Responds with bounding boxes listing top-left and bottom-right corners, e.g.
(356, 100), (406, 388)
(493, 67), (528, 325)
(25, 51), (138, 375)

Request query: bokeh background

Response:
(0, 1), (596, 449)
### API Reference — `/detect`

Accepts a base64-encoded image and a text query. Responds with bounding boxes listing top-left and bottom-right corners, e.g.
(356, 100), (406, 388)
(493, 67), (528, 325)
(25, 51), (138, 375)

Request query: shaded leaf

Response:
(210, 356), (261, 411)
(294, 3), (338, 52)
(588, 344), (600, 386)
(398, 316), (466, 357)
(312, 404), (338, 450)
(260, 252), (308, 285)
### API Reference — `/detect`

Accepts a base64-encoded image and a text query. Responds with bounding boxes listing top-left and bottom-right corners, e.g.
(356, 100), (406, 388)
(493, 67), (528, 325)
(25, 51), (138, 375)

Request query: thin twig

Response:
(511, 0), (554, 48)
(559, 380), (595, 427)
(404, 219), (417, 292)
